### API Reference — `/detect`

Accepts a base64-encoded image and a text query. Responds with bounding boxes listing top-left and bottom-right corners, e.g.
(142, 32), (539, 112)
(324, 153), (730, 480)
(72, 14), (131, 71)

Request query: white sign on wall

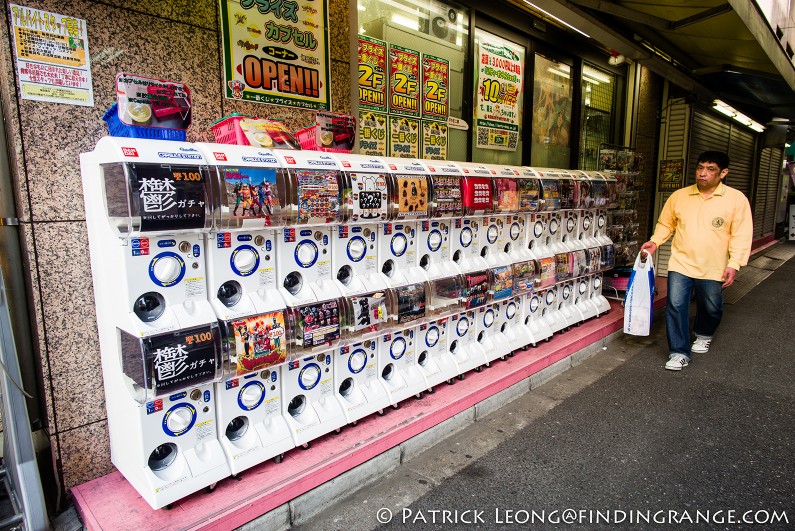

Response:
(10, 4), (94, 106)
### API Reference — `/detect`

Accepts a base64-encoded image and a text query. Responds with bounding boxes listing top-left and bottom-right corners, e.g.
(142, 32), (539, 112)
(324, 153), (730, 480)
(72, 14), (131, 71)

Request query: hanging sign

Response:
(388, 44), (420, 117)
(389, 115), (420, 158)
(220, 0), (331, 110)
(475, 40), (523, 151)
(359, 111), (388, 156)
(10, 4), (94, 106)
(658, 159), (684, 191)
(421, 53), (449, 120)
(422, 120), (448, 160)
(358, 34), (387, 113)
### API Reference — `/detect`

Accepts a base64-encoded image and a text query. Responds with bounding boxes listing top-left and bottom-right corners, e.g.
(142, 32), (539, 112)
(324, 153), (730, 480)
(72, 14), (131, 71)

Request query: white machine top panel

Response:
(424, 160), (465, 177)
(482, 163), (519, 178)
(92, 136), (206, 165)
(328, 153), (388, 173)
(455, 161), (493, 177)
(270, 149), (342, 170)
(518, 166), (542, 178)
(193, 142), (280, 169)
(378, 156), (430, 175)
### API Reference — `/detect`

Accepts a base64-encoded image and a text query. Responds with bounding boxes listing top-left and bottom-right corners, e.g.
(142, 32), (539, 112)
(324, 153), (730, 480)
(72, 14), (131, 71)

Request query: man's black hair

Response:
(697, 151), (730, 170)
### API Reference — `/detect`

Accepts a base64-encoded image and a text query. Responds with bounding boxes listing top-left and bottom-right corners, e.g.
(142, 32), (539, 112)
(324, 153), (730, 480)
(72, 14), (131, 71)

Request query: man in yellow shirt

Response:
(640, 151), (753, 371)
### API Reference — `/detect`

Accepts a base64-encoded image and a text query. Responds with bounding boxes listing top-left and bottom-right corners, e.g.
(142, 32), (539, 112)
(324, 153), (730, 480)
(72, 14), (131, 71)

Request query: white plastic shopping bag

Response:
(623, 252), (655, 336)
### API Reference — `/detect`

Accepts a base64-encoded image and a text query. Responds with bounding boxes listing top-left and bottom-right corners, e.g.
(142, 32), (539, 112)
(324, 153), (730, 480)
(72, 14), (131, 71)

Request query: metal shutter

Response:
(688, 109), (730, 186)
(653, 99), (690, 276)
(766, 149), (783, 235)
(753, 148), (772, 238)
(727, 125), (755, 198)
(753, 147), (783, 238)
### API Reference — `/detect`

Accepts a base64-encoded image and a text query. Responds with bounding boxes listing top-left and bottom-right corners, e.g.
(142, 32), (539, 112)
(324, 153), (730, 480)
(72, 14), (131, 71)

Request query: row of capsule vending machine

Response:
(80, 136), (617, 509)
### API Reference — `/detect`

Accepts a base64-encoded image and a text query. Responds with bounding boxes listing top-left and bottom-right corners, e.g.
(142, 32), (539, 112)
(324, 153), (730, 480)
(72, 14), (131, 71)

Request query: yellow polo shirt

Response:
(649, 182), (753, 281)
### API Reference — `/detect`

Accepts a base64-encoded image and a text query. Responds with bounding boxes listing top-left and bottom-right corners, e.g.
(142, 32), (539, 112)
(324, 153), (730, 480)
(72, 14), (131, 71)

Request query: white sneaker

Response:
(691, 336), (712, 354)
(665, 354), (690, 371)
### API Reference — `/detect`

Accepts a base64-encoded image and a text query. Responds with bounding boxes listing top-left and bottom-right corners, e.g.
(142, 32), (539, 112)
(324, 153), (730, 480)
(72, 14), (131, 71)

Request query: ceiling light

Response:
(712, 100), (736, 118)
(712, 100), (765, 132)
(583, 67), (611, 84)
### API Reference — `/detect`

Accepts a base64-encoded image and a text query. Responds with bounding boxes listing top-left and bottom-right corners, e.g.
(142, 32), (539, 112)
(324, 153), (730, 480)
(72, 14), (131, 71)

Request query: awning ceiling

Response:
(520, 1), (795, 130)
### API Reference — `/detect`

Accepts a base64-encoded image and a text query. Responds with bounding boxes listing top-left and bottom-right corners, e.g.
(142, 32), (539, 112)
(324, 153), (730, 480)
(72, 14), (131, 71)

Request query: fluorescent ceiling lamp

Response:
(582, 75), (602, 85)
(583, 68), (611, 84)
(713, 100), (765, 132)
(712, 100), (736, 118)
(522, 0), (590, 38)
(548, 67), (570, 79)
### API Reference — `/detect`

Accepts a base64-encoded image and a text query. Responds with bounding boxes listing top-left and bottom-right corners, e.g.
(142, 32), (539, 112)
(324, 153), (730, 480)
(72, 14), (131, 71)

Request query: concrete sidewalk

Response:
(296, 244), (795, 531)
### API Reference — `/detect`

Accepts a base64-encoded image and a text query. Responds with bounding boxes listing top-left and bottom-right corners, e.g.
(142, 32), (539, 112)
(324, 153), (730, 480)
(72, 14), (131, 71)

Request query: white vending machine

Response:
(270, 150), (346, 306)
(377, 157), (431, 287)
(81, 137), (230, 509)
(328, 154), (391, 296)
(378, 283), (429, 404)
(283, 299), (348, 446)
(195, 143), (295, 473)
(334, 290), (395, 423)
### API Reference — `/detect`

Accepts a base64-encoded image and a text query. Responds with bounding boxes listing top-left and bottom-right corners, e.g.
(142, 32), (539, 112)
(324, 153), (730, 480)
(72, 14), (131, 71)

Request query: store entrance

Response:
(470, 20), (530, 166)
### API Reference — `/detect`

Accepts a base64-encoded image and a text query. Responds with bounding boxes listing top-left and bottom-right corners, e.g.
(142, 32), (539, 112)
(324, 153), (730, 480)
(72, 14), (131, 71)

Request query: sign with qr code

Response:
(474, 37), (523, 152)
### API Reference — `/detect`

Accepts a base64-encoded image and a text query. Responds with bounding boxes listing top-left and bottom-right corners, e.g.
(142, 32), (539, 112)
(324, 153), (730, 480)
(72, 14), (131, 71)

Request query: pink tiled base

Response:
(72, 280), (667, 531)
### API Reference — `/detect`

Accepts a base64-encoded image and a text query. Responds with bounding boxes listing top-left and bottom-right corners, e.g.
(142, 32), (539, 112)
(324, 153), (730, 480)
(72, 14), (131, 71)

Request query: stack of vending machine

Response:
(82, 136), (613, 509)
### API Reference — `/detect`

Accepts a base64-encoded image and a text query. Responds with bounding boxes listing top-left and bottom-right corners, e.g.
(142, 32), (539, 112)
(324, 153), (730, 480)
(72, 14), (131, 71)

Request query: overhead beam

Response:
(570, 0), (734, 31)
(568, 0), (670, 29)
(671, 4), (734, 30)
(726, 0), (795, 91)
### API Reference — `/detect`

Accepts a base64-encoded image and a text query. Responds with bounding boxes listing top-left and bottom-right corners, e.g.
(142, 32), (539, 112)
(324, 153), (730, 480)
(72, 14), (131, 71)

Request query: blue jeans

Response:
(666, 271), (724, 358)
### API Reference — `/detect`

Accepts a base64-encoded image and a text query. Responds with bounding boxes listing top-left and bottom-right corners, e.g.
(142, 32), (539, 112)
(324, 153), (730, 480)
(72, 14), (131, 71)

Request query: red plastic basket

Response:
(294, 125), (351, 153)
(604, 273), (630, 291)
(211, 114), (252, 145)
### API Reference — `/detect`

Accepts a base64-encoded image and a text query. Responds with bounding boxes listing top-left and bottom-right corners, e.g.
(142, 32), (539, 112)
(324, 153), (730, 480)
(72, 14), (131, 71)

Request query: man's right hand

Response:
(640, 241), (657, 256)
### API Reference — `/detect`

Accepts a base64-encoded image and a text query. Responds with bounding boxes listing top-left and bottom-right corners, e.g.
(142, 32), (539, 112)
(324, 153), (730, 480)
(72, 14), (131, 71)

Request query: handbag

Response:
(623, 252), (655, 336)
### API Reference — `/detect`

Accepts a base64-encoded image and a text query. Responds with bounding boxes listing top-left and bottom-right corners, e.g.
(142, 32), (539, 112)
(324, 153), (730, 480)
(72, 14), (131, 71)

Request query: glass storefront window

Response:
(579, 64), (615, 170)
(358, 0), (469, 160)
(531, 54), (573, 168)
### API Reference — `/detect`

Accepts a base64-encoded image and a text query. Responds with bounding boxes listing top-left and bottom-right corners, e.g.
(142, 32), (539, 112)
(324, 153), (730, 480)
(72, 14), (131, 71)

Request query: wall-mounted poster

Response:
(474, 37), (523, 151)
(220, 0), (330, 110)
(358, 34), (387, 113)
(389, 115), (420, 158)
(10, 4), (93, 106)
(359, 111), (388, 156)
(658, 159), (684, 191)
(531, 54), (573, 168)
(388, 44), (420, 117)
(422, 120), (448, 160)
(421, 53), (449, 120)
